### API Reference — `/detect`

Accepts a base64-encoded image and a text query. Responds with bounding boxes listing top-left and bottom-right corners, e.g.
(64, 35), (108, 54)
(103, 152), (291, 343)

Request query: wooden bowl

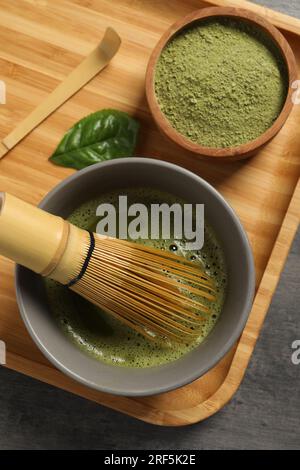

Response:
(145, 7), (297, 161)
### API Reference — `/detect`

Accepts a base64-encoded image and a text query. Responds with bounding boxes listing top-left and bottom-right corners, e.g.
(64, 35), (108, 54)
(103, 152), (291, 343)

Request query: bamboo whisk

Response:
(0, 192), (215, 343)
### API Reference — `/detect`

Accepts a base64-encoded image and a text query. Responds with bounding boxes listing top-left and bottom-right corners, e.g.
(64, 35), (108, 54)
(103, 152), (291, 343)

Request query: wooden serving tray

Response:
(0, 0), (299, 426)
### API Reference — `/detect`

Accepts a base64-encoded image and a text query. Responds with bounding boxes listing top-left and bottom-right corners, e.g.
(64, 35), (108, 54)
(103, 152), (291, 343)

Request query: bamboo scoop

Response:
(0, 192), (215, 343)
(0, 27), (121, 160)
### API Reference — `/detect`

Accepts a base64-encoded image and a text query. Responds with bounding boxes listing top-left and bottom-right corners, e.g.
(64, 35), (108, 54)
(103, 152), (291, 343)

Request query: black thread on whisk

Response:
(66, 231), (95, 288)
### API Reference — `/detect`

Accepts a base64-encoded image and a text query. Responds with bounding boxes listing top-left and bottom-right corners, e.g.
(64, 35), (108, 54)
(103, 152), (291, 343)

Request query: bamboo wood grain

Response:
(0, 0), (299, 426)
(0, 192), (67, 274)
(0, 27), (121, 159)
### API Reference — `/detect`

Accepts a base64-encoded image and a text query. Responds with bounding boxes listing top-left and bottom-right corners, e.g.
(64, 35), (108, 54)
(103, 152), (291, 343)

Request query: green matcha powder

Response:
(155, 18), (288, 148)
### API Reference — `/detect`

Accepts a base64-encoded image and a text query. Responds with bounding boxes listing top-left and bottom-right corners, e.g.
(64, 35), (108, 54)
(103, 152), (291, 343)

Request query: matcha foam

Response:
(44, 188), (227, 368)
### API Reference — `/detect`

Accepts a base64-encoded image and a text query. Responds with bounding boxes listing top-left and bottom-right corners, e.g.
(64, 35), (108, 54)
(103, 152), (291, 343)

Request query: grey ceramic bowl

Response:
(16, 158), (255, 396)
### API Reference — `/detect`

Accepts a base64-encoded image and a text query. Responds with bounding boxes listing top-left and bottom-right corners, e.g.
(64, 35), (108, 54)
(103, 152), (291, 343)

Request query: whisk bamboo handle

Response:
(0, 192), (69, 274)
(0, 192), (89, 286)
(0, 193), (215, 343)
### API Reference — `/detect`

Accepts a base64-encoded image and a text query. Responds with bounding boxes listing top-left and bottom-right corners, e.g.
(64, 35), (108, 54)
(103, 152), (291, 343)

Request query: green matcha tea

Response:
(155, 17), (288, 148)
(44, 188), (227, 368)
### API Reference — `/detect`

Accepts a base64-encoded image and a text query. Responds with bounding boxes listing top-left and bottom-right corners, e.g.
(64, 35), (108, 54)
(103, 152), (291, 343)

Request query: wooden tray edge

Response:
(160, 179), (300, 426)
(4, 179), (299, 426)
(206, 0), (300, 35)
(5, 351), (179, 425)
(2, 0), (300, 427)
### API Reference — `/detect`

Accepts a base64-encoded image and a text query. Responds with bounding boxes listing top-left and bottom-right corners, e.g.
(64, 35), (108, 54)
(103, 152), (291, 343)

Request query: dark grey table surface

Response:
(0, 0), (299, 451)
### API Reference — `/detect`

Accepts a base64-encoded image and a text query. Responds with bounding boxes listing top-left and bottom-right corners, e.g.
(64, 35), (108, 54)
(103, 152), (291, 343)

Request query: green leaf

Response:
(49, 109), (139, 170)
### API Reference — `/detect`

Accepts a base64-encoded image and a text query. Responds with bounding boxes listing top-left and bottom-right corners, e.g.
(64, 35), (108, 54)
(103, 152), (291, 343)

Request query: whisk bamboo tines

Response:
(0, 192), (215, 343)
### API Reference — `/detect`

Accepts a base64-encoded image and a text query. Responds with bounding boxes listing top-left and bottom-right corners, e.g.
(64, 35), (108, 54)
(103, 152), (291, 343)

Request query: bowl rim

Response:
(145, 6), (298, 160)
(15, 158), (256, 396)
